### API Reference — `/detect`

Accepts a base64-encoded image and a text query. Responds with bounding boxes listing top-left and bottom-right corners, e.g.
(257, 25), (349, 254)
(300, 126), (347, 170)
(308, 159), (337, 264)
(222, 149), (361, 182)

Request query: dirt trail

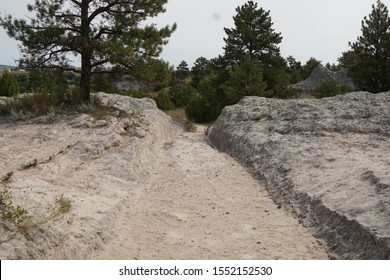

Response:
(91, 125), (328, 259)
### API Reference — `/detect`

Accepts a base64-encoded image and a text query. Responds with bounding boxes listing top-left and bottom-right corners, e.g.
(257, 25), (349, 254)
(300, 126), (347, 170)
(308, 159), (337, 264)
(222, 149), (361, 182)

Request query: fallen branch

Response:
(17, 142), (79, 171)
(0, 171), (14, 182)
(20, 159), (37, 170)
(38, 141), (79, 164)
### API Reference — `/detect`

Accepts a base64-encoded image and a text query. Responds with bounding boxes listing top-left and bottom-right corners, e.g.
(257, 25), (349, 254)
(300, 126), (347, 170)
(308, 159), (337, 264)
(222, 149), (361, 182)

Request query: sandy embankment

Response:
(0, 92), (327, 259)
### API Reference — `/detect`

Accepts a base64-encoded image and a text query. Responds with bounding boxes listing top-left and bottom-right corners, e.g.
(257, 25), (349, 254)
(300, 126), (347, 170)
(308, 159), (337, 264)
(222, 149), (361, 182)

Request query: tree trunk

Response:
(80, 0), (92, 102)
(80, 56), (91, 101)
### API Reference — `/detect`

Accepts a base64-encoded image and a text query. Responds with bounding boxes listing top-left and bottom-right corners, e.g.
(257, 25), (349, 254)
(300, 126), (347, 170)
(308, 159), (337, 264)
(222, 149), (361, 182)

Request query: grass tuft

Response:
(0, 183), (72, 244)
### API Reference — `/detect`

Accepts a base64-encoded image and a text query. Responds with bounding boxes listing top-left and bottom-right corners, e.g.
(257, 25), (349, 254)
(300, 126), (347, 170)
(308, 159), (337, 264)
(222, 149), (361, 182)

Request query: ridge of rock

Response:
(209, 92), (390, 259)
(292, 65), (357, 92)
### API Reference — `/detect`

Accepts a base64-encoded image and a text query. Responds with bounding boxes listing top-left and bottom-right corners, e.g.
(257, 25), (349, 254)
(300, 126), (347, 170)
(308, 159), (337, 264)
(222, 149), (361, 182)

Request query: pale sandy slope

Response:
(0, 93), (327, 259)
(91, 124), (327, 260)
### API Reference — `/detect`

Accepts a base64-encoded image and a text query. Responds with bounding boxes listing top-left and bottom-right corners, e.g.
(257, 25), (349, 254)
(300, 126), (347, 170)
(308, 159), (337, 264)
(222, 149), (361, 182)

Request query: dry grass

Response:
(165, 108), (197, 132)
(0, 92), (61, 121)
(0, 184), (72, 244)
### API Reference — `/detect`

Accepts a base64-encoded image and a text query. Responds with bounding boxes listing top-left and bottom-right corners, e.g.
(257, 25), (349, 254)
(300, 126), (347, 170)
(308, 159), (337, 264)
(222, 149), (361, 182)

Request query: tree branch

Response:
(69, 0), (81, 6)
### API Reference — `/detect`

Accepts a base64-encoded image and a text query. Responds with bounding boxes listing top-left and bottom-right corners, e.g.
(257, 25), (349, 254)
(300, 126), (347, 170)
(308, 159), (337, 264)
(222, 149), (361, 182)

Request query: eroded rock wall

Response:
(209, 92), (390, 259)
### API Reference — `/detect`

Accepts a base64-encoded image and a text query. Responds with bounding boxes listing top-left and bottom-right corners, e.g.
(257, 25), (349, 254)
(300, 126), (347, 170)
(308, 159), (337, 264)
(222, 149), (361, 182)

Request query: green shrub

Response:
(0, 183), (28, 226)
(0, 72), (19, 96)
(0, 92), (63, 119)
(186, 96), (215, 123)
(169, 84), (198, 108)
(13, 74), (29, 93)
(154, 91), (175, 111)
(278, 86), (300, 99)
(1, 182), (72, 243)
(313, 80), (352, 98)
(28, 70), (68, 97)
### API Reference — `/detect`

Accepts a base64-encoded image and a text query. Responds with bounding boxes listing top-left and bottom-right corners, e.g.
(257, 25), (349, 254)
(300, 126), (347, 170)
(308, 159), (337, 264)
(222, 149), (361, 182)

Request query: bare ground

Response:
(0, 93), (327, 259)
(89, 125), (327, 259)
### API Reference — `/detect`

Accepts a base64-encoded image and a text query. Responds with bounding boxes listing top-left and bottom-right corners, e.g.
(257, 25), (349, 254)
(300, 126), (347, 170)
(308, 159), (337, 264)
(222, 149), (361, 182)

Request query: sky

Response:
(0, 0), (386, 67)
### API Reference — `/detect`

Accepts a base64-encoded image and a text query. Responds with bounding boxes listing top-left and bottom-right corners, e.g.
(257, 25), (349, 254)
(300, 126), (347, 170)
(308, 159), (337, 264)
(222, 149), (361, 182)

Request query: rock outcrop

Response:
(209, 92), (390, 259)
(292, 65), (357, 93)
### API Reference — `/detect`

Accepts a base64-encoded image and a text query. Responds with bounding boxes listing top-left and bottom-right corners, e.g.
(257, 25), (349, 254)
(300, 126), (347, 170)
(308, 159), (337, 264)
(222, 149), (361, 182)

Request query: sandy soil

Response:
(90, 125), (327, 259)
(0, 93), (327, 259)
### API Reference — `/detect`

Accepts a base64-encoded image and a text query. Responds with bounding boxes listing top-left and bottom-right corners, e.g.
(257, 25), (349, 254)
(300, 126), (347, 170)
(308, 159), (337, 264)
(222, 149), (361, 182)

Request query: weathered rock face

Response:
(209, 92), (390, 259)
(292, 65), (357, 92)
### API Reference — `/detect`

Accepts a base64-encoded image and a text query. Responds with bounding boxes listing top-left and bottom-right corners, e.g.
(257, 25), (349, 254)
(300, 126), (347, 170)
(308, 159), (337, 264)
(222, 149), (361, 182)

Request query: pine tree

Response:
(175, 60), (190, 82)
(0, 0), (176, 101)
(222, 1), (287, 96)
(301, 58), (322, 80)
(223, 1), (282, 65)
(222, 55), (267, 104)
(191, 57), (212, 88)
(348, 0), (390, 92)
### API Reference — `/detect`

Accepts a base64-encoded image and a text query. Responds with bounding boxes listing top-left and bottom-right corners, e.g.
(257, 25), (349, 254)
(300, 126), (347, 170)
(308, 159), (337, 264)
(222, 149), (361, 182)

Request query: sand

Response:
(0, 93), (327, 259)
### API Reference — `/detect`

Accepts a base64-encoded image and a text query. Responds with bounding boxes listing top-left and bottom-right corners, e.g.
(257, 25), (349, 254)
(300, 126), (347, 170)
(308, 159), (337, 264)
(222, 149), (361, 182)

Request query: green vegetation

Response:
(222, 54), (268, 104)
(0, 0), (176, 101)
(0, 0), (389, 124)
(0, 183), (28, 225)
(0, 72), (19, 96)
(1, 182), (72, 243)
(313, 80), (352, 98)
(154, 91), (175, 111)
(0, 92), (61, 121)
(168, 84), (198, 108)
(342, 0), (390, 93)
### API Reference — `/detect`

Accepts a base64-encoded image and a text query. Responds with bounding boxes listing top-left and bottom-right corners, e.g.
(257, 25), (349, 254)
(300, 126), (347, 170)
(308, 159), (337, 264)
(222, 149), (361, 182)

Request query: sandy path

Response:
(92, 125), (328, 259)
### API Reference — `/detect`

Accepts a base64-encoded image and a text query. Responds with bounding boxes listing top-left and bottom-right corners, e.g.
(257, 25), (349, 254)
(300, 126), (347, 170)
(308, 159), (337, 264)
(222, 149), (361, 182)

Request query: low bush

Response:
(313, 80), (352, 98)
(154, 91), (175, 111)
(1, 182), (72, 243)
(0, 72), (19, 96)
(186, 96), (215, 124)
(0, 183), (28, 226)
(168, 84), (198, 108)
(0, 92), (63, 119)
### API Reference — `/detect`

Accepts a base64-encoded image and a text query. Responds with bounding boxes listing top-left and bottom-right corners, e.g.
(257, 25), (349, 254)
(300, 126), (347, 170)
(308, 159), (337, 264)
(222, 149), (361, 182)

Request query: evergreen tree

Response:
(286, 55), (303, 84)
(0, 72), (19, 96)
(133, 58), (174, 90)
(222, 1), (287, 96)
(27, 69), (68, 95)
(301, 57), (322, 80)
(0, 0), (176, 101)
(222, 55), (267, 104)
(223, 1), (282, 65)
(175, 60), (190, 82)
(169, 84), (197, 108)
(348, 0), (390, 92)
(191, 57), (212, 88)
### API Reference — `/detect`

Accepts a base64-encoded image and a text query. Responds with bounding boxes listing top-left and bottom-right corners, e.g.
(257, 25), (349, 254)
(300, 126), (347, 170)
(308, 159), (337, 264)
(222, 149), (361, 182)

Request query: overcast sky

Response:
(0, 0), (385, 67)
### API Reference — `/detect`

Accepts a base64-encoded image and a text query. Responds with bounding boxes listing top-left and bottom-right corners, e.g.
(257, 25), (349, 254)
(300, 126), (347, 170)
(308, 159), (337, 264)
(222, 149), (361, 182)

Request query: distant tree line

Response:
(159, 0), (390, 123)
(1, 0), (390, 123)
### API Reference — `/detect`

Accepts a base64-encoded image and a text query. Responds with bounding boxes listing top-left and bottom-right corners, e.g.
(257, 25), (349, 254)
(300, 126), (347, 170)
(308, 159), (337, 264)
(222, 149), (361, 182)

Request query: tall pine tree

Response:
(222, 1), (288, 96)
(0, 0), (176, 100)
(348, 0), (390, 92)
(223, 1), (282, 65)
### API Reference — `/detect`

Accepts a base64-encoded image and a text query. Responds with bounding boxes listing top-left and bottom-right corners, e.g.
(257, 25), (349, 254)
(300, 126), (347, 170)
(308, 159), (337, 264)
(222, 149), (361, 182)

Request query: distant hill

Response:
(0, 64), (18, 71)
